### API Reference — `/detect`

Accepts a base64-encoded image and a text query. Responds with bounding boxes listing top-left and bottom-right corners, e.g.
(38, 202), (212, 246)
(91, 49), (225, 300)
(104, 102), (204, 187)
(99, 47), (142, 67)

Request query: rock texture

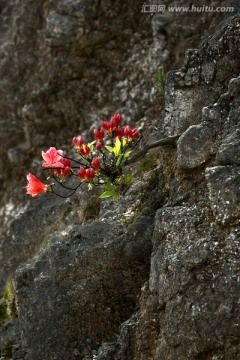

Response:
(1, 1), (240, 360)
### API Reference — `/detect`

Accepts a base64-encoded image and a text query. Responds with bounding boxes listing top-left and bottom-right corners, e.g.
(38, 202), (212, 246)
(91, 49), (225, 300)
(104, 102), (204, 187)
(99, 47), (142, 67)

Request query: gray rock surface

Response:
(162, 15), (240, 136)
(206, 165), (240, 225)
(14, 210), (154, 360)
(177, 124), (214, 169)
(0, 1), (240, 360)
(216, 128), (240, 165)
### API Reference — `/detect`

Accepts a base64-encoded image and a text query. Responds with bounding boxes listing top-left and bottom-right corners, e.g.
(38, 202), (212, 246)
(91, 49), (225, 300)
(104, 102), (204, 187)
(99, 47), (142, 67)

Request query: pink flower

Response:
(26, 173), (49, 197)
(78, 167), (95, 182)
(72, 136), (83, 149)
(94, 129), (104, 141)
(110, 113), (121, 126)
(92, 157), (100, 174)
(42, 147), (64, 168)
(96, 141), (103, 151)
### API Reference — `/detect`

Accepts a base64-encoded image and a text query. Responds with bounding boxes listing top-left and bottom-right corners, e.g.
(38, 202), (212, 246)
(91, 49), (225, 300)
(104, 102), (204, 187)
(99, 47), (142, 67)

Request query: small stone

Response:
(177, 124), (213, 168)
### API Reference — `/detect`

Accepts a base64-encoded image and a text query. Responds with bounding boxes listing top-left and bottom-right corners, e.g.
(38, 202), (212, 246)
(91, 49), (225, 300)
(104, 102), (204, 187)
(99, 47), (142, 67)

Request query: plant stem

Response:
(124, 134), (180, 165)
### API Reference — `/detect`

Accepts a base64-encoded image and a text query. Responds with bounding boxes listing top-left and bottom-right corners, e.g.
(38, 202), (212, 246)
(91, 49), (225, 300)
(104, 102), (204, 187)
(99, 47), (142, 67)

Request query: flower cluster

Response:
(25, 114), (140, 201)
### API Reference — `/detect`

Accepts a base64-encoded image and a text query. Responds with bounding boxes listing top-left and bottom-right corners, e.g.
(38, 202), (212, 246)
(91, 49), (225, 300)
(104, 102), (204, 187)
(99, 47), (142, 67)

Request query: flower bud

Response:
(78, 167), (95, 182)
(92, 157), (100, 173)
(132, 128), (139, 139)
(72, 136), (83, 149)
(96, 141), (103, 150)
(111, 113), (121, 126)
(124, 125), (132, 139)
(114, 127), (123, 140)
(78, 166), (86, 180)
(86, 168), (95, 181)
(80, 144), (91, 157)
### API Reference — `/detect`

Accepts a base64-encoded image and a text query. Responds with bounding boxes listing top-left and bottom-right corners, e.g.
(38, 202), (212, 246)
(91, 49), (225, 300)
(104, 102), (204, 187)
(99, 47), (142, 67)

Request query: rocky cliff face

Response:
(0, 1), (240, 359)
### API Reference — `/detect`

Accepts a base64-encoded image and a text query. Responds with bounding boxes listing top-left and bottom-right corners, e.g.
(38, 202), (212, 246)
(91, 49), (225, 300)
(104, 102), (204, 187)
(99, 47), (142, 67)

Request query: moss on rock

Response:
(0, 279), (17, 326)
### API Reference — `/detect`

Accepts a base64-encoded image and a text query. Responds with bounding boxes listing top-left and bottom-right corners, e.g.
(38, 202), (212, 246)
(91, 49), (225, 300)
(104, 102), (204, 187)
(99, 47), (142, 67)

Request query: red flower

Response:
(100, 120), (111, 132)
(42, 147), (64, 168)
(94, 129), (104, 141)
(78, 166), (86, 180)
(92, 157), (100, 174)
(124, 125), (132, 139)
(132, 128), (139, 139)
(73, 136), (91, 157)
(109, 117), (116, 129)
(86, 168), (95, 180)
(62, 167), (71, 177)
(100, 118), (116, 134)
(60, 157), (71, 168)
(78, 167), (95, 182)
(72, 136), (83, 149)
(114, 127), (123, 140)
(96, 141), (103, 150)
(80, 144), (90, 157)
(124, 126), (139, 140)
(26, 173), (49, 197)
(54, 157), (71, 178)
(110, 113), (121, 126)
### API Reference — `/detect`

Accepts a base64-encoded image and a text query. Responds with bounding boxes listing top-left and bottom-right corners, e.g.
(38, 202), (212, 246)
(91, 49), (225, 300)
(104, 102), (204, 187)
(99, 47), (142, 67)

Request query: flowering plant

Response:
(25, 114), (141, 202)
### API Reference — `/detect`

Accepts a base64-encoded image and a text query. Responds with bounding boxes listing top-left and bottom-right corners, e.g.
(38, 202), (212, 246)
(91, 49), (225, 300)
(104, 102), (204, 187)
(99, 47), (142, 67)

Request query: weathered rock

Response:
(177, 123), (214, 168)
(205, 165), (240, 225)
(0, 190), (101, 299)
(150, 207), (239, 359)
(0, 319), (24, 360)
(216, 128), (240, 165)
(107, 205), (240, 360)
(0, 1), (240, 360)
(162, 15), (240, 136)
(14, 210), (154, 360)
(97, 10), (240, 360)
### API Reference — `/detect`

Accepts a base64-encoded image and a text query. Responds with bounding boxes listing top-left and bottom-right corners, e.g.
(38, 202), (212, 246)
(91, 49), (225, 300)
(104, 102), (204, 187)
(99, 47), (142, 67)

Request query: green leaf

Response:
(99, 191), (114, 199)
(123, 150), (132, 159)
(112, 191), (119, 202)
(116, 154), (123, 166)
(113, 137), (121, 157)
(88, 140), (96, 152)
(122, 138), (127, 147)
(102, 182), (114, 190)
(123, 175), (133, 185)
(105, 145), (114, 153)
(115, 177), (122, 185)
